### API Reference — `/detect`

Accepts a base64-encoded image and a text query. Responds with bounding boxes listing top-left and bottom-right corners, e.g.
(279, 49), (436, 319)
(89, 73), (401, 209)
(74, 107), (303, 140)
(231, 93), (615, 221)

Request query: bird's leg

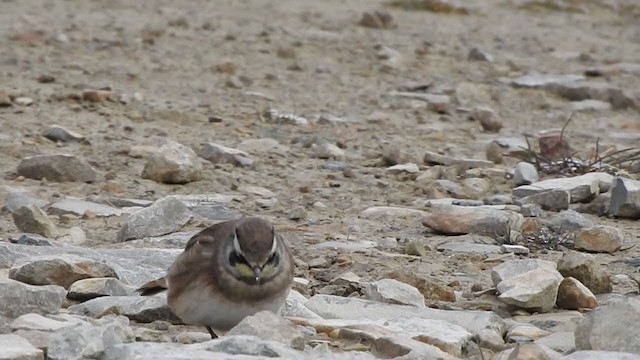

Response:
(206, 326), (218, 339)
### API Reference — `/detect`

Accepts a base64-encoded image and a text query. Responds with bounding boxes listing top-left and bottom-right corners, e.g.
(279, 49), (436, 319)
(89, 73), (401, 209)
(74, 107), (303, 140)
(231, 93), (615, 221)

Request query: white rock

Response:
(116, 196), (192, 242)
(386, 163), (419, 174)
(141, 140), (203, 184)
(0, 334), (43, 360)
(491, 259), (558, 286)
(513, 162), (539, 185)
(313, 143), (344, 159)
(513, 172), (613, 203)
(365, 279), (425, 308)
(574, 225), (625, 253)
(11, 313), (75, 332)
(574, 297), (640, 354)
(497, 267), (564, 312)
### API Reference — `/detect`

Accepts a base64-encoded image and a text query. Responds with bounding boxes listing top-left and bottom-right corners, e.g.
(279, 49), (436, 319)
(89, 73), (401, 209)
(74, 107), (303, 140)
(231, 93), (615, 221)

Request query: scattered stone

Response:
(513, 162), (539, 186)
(517, 189), (570, 211)
(468, 48), (493, 62)
(67, 278), (134, 301)
(556, 277), (598, 310)
(358, 10), (395, 29)
(4, 191), (49, 214)
(42, 125), (85, 143)
(9, 254), (117, 289)
(557, 252), (612, 294)
(574, 225), (625, 253)
(561, 351), (640, 360)
(0, 91), (12, 106)
(423, 151), (494, 169)
(497, 267), (563, 312)
(104, 336), (303, 360)
(196, 142), (254, 167)
(48, 197), (126, 217)
(313, 142), (345, 160)
(404, 241), (429, 257)
(359, 206), (426, 220)
(82, 89), (116, 102)
(545, 209), (594, 232)
(535, 331), (576, 354)
(491, 259), (558, 286)
(10, 234), (52, 246)
(386, 92), (452, 113)
(14, 97), (34, 106)
(501, 244), (530, 254)
(117, 195), (192, 242)
(364, 279), (425, 308)
(384, 271), (456, 302)
(264, 109), (309, 125)
(609, 176), (640, 219)
(0, 334), (44, 360)
(141, 140), (203, 184)
(238, 185), (276, 198)
(0, 279), (65, 319)
(291, 316), (471, 358)
(509, 74), (586, 88)
(514, 173), (612, 203)
(10, 313), (75, 332)
(422, 204), (520, 237)
(282, 290), (321, 319)
(227, 311), (305, 350)
(17, 154), (97, 183)
(575, 297), (640, 353)
(386, 163), (420, 174)
(304, 295), (506, 348)
(68, 296), (182, 324)
(497, 342), (562, 360)
(471, 105), (502, 132)
(11, 204), (59, 238)
(47, 317), (134, 360)
(288, 206), (307, 221)
(376, 237), (398, 249)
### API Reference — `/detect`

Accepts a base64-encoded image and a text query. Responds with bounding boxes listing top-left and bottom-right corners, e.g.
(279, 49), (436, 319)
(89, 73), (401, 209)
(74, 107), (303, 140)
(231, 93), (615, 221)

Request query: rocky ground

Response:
(1, 0), (640, 359)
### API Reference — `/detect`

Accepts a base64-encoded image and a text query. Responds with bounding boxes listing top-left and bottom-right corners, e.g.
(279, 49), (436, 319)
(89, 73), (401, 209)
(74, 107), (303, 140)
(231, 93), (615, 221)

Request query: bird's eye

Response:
(266, 252), (279, 267)
(229, 251), (250, 267)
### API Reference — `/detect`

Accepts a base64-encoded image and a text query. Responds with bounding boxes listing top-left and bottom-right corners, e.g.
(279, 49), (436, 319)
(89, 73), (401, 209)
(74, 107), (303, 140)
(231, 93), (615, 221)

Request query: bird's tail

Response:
(136, 277), (168, 296)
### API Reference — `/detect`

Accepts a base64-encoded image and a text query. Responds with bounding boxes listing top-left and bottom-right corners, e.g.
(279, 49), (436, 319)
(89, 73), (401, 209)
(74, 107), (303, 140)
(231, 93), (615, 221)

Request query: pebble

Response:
(386, 163), (419, 174)
(364, 279), (425, 308)
(359, 206), (426, 220)
(141, 140), (203, 184)
(423, 151), (495, 169)
(501, 244), (530, 254)
(609, 176), (640, 219)
(513, 162), (539, 186)
(288, 206), (307, 220)
(196, 142), (254, 167)
(471, 105), (502, 132)
(68, 296), (182, 324)
(238, 185), (276, 198)
(17, 154), (97, 183)
(14, 97), (34, 106)
(313, 142), (345, 160)
(11, 204), (59, 238)
(9, 254), (117, 289)
(67, 277), (134, 301)
(574, 225), (625, 253)
(384, 271), (456, 302)
(117, 195), (192, 242)
(557, 252), (612, 294)
(556, 277), (598, 310)
(468, 48), (493, 62)
(376, 237), (398, 249)
(358, 10), (395, 29)
(238, 138), (289, 155)
(42, 125), (85, 143)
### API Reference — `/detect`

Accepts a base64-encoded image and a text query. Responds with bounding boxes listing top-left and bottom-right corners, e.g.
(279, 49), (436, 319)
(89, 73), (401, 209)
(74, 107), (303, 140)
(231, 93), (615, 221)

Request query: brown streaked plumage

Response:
(136, 217), (294, 338)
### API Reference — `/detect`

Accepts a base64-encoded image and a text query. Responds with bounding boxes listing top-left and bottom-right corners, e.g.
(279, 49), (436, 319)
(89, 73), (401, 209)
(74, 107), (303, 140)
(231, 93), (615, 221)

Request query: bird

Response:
(136, 217), (295, 339)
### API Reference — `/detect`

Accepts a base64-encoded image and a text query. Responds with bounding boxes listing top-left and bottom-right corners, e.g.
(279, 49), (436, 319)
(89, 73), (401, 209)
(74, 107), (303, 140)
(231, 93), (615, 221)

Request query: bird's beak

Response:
(252, 266), (262, 284)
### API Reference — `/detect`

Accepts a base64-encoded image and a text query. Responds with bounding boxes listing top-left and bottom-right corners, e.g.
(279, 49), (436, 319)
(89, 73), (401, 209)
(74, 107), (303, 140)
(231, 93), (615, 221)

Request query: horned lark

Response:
(137, 217), (294, 338)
